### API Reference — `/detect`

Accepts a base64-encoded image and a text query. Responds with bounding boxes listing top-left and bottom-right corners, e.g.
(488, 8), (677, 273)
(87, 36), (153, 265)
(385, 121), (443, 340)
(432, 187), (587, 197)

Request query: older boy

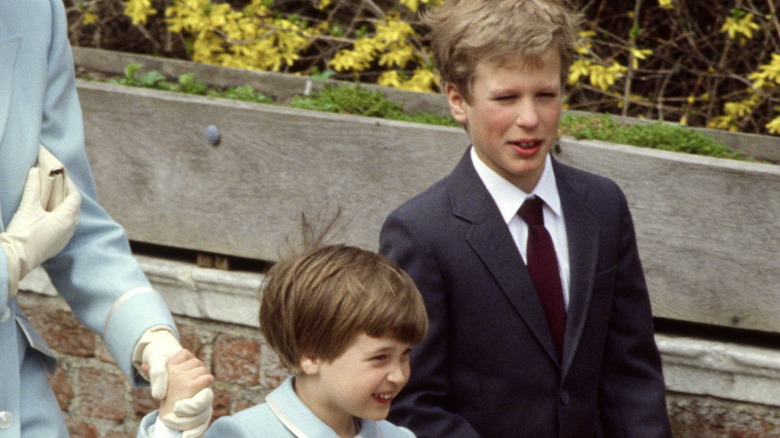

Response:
(379, 1), (672, 437)
(139, 244), (429, 437)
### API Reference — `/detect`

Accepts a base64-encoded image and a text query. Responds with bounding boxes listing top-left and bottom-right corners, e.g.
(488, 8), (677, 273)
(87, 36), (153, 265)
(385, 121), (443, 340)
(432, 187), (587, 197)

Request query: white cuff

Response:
(150, 415), (182, 438)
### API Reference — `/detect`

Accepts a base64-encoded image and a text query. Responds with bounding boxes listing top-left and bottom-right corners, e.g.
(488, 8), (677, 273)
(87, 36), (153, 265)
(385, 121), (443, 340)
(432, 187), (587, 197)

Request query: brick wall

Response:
(16, 289), (780, 438)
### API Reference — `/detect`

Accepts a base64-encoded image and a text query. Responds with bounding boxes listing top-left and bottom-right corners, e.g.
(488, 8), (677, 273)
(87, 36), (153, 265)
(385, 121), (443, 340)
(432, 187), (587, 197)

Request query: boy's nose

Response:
(387, 362), (410, 384)
(515, 101), (540, 127)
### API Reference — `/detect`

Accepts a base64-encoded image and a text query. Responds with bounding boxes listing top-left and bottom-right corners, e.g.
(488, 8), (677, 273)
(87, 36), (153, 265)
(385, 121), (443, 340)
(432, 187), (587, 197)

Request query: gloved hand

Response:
(162, 388), (214, 438)
(135, 327), (183, 399)
(0, 166), (81, 297)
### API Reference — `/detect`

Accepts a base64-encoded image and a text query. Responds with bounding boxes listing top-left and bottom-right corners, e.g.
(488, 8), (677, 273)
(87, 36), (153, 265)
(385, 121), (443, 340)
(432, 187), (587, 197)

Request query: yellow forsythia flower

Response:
(568, 59), (591, 85)
(766, 117), (780, 135)
(749, 53), (780, 89)
(124, 0), (156, 25)
(721, 13), (760, 41)
(658, 0), (674, 9)
(82, 12), (99, 26)
(629, 48), (652, 69)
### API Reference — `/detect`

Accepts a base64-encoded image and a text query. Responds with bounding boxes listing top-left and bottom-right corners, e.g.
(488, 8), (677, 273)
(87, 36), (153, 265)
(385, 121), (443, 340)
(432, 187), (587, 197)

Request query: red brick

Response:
(76, 367), (129, 421)
(132, 386), (157, 419)
(48, 367), (74, 411)
(65, 418), (98, 438)
(233, 393), (260, 414)
(260, 344), (287, 388)
(95, 339), (116, 364)
(26, 309), (96, 357)
(668, 394), (780, 438)
(212, 387), (232, 420)
(213, 334), (260, 386)
(177, 324), (205, 358)
(105, 432), (135, 438)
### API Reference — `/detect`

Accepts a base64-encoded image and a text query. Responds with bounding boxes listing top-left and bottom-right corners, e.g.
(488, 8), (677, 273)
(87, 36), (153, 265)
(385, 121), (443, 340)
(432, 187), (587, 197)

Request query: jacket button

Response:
(0, 411), (14, 429)
(560, 392), (570, 405)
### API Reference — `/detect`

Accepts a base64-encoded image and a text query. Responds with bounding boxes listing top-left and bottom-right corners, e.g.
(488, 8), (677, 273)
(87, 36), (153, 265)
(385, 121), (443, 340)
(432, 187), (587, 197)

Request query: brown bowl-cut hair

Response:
(259, 244), (428, 373)
(426, 0), (581, 102)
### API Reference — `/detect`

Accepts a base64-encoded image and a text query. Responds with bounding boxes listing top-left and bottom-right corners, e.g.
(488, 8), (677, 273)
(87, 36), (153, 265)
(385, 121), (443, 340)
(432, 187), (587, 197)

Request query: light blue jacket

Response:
(139, 376), (416, 438)
(0, 0), (176, 436)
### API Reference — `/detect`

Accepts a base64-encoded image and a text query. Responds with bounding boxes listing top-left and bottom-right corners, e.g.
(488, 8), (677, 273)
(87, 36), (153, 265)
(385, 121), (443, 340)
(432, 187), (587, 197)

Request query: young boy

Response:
(379, 1), (672, 437)
(139, 244), (428, 438)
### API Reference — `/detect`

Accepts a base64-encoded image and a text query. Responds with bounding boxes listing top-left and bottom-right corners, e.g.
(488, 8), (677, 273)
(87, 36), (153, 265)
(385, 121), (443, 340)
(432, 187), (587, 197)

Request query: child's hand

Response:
(159, 349), (214, 418)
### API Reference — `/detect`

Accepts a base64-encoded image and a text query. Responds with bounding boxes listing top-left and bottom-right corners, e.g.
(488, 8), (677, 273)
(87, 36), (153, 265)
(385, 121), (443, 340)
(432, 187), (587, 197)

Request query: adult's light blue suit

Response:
(0, 1), (177, 436)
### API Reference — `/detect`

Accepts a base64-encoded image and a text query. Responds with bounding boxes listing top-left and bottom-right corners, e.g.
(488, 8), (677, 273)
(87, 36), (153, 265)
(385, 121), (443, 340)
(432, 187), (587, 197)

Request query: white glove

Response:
(135, 327), (183, 399)
(162, 388), (214, 438)
(1, 165), (81, 298)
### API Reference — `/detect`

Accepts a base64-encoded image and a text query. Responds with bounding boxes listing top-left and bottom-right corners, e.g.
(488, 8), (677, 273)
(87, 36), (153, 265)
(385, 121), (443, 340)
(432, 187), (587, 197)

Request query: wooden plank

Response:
(77, 80), (780, 333)
(73, 47), (451, 115)
(78, 80), (467, 260)
(556, 138), (780, 332)
(74, 47), (779, 162)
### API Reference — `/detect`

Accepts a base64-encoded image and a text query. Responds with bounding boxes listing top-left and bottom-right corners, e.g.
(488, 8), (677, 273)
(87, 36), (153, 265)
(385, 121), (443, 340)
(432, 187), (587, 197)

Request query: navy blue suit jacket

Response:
(380, 150), (671, 438)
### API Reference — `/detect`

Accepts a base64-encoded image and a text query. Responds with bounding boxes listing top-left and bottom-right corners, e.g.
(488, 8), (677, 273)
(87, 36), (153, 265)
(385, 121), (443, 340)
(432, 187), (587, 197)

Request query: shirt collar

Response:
(266, 376), (381, 438)
(470, 146), (562, 224)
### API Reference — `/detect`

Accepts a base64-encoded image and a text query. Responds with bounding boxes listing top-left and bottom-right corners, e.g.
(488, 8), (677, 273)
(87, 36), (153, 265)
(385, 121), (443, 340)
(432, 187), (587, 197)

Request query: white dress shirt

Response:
(470, 147), (571, 309)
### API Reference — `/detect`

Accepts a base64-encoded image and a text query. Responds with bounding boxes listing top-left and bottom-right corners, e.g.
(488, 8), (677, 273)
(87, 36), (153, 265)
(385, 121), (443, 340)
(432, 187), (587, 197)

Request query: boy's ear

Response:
(445, 83), (468, 125)
(299, 354), (321, 375)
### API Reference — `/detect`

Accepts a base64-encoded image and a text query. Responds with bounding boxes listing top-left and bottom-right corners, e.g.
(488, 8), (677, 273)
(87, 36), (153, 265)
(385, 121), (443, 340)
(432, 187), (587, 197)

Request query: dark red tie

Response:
(518, 196), (566, 358)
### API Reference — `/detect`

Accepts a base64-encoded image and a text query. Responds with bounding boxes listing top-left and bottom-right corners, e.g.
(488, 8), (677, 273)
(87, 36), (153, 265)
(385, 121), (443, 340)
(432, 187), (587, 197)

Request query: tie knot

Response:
(518, 196), (544, 226)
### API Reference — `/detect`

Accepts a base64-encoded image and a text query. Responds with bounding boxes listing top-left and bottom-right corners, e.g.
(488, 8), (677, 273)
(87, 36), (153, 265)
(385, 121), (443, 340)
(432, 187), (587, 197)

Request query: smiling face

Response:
(447, 49), (563, 193)
(295, 333), (413, 436)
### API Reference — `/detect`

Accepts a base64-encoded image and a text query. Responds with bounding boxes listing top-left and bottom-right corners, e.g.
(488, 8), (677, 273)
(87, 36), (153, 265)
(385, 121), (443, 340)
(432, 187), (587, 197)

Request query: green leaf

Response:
(138, 70), (166, 88)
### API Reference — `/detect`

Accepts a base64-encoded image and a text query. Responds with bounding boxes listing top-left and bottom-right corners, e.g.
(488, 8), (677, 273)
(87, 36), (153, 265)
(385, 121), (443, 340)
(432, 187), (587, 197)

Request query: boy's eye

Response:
(371, 354), (388, 362)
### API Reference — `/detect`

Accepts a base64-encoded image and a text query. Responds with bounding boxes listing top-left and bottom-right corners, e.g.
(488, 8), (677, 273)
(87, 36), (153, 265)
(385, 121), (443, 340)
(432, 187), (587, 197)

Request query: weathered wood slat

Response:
(79, 80), (466, 260)
(78, 80), (780, 333)
(556, 138), (780, 332)
(73, 47), (780, 163)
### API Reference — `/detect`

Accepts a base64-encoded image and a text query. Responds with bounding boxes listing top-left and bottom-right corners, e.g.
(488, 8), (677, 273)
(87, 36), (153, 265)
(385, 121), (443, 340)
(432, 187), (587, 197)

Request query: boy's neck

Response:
(293, 375), (359, 437)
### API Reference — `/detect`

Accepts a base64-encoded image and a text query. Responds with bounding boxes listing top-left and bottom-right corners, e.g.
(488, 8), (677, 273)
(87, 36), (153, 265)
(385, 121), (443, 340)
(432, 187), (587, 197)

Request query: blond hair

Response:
(260, 244), (428, 373)
(426, 0), (581, 101)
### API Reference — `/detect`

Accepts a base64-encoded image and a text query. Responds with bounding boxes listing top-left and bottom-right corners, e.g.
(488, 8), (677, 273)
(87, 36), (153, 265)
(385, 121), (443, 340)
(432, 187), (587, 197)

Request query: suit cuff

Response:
(103, 287), (176, 384)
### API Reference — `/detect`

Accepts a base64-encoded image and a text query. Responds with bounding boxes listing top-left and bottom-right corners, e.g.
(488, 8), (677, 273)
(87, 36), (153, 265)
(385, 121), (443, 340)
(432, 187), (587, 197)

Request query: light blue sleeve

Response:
(205, 415), (258, 437)
(33, 0), (175, 383)
(136, 411), (184, 438)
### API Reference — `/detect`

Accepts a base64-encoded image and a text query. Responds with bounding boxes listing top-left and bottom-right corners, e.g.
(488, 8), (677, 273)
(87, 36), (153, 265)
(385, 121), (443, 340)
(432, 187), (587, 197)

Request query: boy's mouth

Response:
(372, 392), (397, 404)
(509, 139), (544, 157)
(509, 139), (543, 149)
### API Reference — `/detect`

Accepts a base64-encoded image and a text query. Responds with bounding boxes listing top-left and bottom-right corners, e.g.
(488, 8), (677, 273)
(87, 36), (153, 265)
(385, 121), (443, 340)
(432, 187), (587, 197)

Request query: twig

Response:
(622, 0), (644, 117)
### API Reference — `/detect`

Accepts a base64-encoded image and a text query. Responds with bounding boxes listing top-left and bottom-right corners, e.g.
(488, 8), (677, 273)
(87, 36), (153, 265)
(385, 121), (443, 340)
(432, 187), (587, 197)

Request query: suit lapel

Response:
(448, 151), (561, 365)
(0, 25), (22, 148)
(553, 160), (600, 377)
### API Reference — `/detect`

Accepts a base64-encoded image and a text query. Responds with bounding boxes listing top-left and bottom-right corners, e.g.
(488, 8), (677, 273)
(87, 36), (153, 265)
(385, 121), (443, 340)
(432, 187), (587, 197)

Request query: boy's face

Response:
(446, 49), (563, 193)
(299, 333), (412, 431)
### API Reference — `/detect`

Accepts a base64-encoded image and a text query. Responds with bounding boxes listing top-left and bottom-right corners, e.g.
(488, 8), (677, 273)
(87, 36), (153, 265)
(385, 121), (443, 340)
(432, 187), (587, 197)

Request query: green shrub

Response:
(290, 84), (458, 127)
(94, 63), (272, 104)
(559, 113), (747, 160)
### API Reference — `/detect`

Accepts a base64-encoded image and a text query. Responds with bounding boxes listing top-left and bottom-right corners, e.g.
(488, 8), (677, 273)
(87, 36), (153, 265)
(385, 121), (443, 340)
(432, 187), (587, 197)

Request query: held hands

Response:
(136, 328), (184, 399)
(0, 163), (81, 298)
(158, 350), (215, 438)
